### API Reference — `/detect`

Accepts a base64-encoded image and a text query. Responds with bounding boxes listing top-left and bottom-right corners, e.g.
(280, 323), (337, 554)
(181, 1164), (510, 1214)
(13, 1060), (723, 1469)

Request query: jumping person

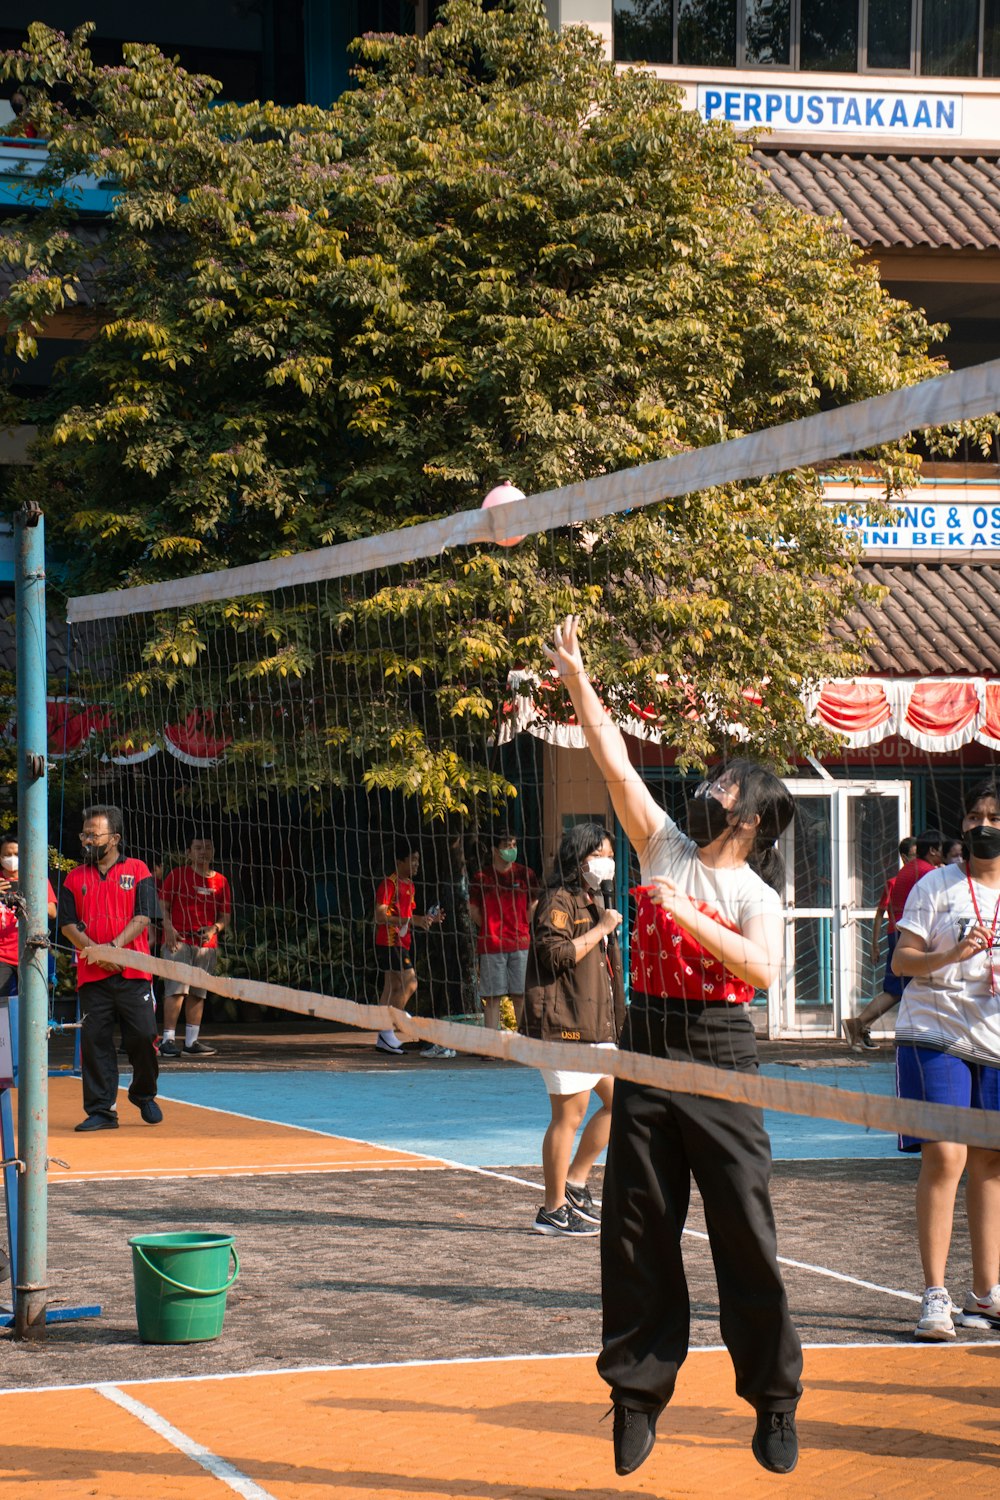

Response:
(542, 617), (802, 1479)
(892, 779), (1000, 1342)
(373, 839), (448, 1057)
(522, 823), (624, 1237)
(58, 805), (162, 1131)
(159, 834), (231, 1058)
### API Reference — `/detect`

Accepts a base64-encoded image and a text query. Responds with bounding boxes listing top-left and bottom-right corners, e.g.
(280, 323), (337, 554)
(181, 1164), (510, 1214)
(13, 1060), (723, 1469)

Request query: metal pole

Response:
(14, 502), (48, 1339)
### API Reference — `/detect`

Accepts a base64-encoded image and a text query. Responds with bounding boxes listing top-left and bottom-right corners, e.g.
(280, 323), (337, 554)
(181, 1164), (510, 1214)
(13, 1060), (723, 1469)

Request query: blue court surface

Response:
(156, 1059), (901, 1165)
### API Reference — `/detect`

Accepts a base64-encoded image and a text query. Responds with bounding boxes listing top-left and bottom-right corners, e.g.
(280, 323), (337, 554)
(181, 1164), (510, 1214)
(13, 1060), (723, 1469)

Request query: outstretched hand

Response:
(542, 615), (584, 681)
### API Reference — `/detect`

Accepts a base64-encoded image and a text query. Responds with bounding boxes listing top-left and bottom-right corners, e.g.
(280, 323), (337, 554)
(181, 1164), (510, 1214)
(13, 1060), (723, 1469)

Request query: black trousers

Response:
(79, 976), (159, 1119)
(598, 997), (803, 1415)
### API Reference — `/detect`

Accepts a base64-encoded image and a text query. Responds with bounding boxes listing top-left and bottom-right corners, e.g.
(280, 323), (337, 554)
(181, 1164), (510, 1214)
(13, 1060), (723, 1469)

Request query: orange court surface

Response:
(2, 1033), (999, 1499)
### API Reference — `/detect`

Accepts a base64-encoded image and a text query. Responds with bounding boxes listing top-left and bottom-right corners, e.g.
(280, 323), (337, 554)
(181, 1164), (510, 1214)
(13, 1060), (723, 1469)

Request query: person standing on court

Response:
(158, 833), (230, 1058)
(470, 831), (539, 1031)
(58, 805), (162, 1131)
(542, 616), (802, 1480)
(0, 831), (57, 993)
(522, 822), (623, 1237)
(373, 839), (448, 1057)
(844, 830), (943, 1051)
(892, 778), (1000, 1342)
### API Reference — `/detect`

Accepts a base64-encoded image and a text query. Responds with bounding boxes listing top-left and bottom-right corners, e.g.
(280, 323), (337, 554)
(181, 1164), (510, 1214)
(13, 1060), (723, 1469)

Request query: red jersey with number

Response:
(59, 858), (157, 986)
(160, 865), (231, 948)
(375, 876), (415, 949)
(0, 880), (56, 967)
(470, 863), (538, 953)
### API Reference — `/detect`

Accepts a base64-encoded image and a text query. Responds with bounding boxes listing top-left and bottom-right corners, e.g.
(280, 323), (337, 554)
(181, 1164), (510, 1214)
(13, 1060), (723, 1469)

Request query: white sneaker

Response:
(420, 1044), (457, 1058)
(914, 1287), (956, 1341)
(957, 1285), (1000, 1329)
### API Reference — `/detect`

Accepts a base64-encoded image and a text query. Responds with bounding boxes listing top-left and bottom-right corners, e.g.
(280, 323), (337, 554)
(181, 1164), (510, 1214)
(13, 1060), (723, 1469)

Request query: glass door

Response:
(770, 780), (910, 1037)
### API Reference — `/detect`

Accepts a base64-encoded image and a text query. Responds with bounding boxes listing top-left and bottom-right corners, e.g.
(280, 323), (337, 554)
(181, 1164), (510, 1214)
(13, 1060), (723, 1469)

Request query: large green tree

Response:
(0, 2), (978, 812)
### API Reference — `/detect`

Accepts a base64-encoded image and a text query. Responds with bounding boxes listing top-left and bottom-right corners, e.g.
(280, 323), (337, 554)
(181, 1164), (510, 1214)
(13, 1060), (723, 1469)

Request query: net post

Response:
(13, 502), (49, 1340)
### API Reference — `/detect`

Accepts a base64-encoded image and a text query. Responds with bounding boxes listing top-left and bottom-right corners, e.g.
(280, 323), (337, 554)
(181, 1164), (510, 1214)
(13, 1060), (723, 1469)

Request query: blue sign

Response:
(697, 85), (962, 136)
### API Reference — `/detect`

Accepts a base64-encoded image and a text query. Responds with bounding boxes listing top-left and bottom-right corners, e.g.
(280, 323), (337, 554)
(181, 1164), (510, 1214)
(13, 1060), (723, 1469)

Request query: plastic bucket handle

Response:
(132, 1243), (240, 1297)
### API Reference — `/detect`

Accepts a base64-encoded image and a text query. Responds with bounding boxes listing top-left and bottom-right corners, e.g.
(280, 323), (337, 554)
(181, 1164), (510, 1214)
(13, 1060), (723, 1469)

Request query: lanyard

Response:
(965, 870), (1000, 997)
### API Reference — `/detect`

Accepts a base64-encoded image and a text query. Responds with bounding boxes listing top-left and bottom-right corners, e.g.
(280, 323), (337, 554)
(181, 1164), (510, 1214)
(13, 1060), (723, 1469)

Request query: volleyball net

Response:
(62, 356), (1000, 1149)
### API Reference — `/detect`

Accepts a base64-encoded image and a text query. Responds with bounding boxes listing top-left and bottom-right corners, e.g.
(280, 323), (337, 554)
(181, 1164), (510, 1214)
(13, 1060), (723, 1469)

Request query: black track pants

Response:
(79, 975), (159, 1118)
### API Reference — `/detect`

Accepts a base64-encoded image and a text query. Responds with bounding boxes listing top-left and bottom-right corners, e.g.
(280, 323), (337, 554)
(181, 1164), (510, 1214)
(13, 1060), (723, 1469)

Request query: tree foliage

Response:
(0, 1), (976, 812)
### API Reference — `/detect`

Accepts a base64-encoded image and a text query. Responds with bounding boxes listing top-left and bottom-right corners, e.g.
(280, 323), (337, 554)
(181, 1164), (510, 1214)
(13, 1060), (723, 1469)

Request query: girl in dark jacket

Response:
(522, 823), (625, 1238)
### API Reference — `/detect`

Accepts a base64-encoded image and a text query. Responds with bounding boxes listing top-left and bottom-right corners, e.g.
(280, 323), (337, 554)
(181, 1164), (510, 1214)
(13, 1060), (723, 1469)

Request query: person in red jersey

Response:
(470, 831), (539, 1032)
(159, 834), (231, 1059)
(58, 805), (162, 1131)
(373, 838), (445, 1056)
(0, 831), (57, 993)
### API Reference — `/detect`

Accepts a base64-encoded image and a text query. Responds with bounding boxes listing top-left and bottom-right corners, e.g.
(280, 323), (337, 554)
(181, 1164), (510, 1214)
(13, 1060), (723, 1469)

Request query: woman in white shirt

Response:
(543, 618), (801, 1481)
(892, 777), (1000, 1343)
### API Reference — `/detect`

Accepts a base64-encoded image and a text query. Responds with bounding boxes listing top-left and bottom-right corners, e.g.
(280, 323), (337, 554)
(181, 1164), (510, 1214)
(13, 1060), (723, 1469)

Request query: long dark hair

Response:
(547, 822), (610, 895)
(720, 760), (794, 893)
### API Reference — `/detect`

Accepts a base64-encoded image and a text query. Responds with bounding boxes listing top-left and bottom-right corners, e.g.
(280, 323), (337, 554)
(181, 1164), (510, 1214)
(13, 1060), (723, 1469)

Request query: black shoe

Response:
(182, 1040), (217, 1056)
(612, 1404), (662, 1476)
(532, 1204), (598, 1237)
(136, 1099), (163, 1125)
(158, 1039), (181, 1058)
(74, 1114), (119, 1132)
(565, 1180), (600, 1223)
(752, 1410), (799, 1474)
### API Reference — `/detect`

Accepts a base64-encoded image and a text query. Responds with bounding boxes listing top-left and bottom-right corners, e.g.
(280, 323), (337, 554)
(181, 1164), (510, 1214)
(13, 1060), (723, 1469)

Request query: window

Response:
(745, 0), (790, 65)
(677, 0), (737, 67)
(800, 0), (859, 72)
(921, 0), (979, 77)
(866, 0), (912, 71)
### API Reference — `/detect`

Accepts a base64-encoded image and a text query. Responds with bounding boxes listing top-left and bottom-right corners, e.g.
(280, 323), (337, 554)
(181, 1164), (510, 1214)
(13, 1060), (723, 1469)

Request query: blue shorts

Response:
(896, 1044), (1000, 1152)
(882, 929), (904, 999)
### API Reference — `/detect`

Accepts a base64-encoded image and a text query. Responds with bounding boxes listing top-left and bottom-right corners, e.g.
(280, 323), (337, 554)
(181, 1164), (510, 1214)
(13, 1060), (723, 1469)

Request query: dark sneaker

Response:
(565, 1181), (600, 1223)
(158, 1039), (181, 1058)
(752, 1410), (799, 1475)
(612, 1404), (662, 1476)
(532, 1204), (598, 1237)
(182, 1040), (217, 1056)
(859, 1029), (879, 1051)
(137, 1099), (163, 1125)
(74, 1114), (119, 1132)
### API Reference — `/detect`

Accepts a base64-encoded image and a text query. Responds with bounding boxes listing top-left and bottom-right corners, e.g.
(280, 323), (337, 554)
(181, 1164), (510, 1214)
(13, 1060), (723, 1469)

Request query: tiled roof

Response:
(753, 148), (1000, 251)
(835, 561), (1000, 675)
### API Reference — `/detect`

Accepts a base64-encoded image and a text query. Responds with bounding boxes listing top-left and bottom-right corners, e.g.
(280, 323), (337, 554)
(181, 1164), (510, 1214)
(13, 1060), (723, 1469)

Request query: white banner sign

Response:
(830, 496), (1000, 554)
(697, 84), (963, 136)
(0, 997), (12, 1089)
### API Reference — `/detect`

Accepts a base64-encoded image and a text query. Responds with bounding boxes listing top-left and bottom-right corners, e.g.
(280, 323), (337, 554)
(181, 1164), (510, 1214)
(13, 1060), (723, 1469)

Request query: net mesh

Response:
(60, 360), (1000, 1149)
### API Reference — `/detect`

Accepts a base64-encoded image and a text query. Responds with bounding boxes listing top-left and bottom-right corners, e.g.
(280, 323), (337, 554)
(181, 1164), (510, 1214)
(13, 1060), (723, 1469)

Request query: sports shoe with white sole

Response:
(914, 1286), (956, 1341)
(532, 1204), (598, 1237)
(565, 1180), (600, 1223)
(957, 1284), (1000, 1329)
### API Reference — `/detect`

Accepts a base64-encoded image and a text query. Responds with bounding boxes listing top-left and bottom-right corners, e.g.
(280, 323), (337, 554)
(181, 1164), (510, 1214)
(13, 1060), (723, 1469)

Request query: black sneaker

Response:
(612, 1404), (662, 1476)
(74, 1113), (119, 1132)
(752, 1410), (799, 1474)
(532, 1204), (598, 1237)
(159, 1038), (181, 1058)
(859, 1029), (879, 1051)
(182, 1039), (217, 1056)
(565, 1181), (600, 1223)
(137, 1099), (163, 1125)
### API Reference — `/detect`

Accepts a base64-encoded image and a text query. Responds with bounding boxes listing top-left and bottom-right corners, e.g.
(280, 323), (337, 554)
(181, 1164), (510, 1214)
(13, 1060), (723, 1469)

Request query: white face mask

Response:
(583, 855), (615, 890)
(0, 856), (17, 873)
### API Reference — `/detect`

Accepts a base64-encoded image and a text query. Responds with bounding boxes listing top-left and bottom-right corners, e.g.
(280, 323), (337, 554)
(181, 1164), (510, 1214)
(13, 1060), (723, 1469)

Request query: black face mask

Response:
(966, 825), (1000, 861)
(82, 841), (110, 864)
(686, 794), (732, 848)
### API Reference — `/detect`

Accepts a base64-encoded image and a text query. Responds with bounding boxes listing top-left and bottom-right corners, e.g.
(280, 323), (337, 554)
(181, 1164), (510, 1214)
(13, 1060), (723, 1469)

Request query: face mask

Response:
(966, 825), (1000, 861)
(0, 856), (16, 872)
(498, 847), (517, 864)
(686, 793), (732, 848)
(82, 841), (110, 864)
(583, 856), (615, 891)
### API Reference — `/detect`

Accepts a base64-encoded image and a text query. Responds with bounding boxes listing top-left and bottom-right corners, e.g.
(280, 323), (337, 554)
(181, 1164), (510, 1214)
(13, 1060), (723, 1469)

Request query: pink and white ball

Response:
(481, 481), (526, 547)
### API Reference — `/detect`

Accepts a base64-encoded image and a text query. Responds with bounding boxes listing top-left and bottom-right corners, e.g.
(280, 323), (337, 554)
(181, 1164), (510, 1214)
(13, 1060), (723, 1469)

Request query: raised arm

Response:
(542, 616), (666, 862)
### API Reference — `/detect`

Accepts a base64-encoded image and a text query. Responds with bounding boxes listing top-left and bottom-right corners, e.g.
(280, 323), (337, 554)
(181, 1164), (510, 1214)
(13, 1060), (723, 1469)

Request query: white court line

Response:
(4, 1339), (999, 1400)
(97, 1383), (279, 1499)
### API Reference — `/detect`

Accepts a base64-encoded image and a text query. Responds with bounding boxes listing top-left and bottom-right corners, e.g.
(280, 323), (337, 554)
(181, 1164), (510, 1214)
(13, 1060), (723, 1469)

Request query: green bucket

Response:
(129, 1231), (240, 1344)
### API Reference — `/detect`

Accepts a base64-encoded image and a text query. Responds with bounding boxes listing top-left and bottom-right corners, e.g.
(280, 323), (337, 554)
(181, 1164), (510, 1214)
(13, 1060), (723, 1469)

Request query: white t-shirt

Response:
(896, 863), (1000, 1066)
(640, 818), (781, 932)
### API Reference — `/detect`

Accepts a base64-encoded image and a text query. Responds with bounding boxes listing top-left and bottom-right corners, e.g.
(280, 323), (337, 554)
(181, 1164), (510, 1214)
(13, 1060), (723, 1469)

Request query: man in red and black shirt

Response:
(58, 804), (162, 1131)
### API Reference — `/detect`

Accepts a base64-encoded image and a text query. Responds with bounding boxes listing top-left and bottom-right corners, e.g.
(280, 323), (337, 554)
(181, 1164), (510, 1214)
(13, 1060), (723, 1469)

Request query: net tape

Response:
(96, 946), (1000, 1152)
(67, 356), (1000, 622)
